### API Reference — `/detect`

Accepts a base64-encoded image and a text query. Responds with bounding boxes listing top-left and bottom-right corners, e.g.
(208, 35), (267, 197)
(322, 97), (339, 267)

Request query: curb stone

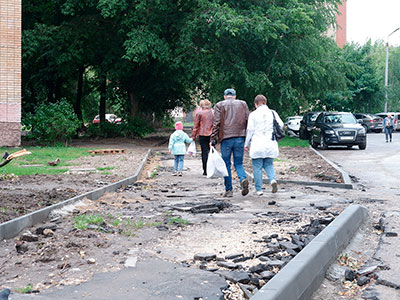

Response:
(251, 204), (368, 300)
(0, 149), (152, 240)
(245, 147), (353, 189)
(309, 146), (353, 186)
(245, 171), (353, 190)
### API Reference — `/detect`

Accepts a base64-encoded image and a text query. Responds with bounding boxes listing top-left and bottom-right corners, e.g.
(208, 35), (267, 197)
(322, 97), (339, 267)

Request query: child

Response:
(168, 122), (193, 176)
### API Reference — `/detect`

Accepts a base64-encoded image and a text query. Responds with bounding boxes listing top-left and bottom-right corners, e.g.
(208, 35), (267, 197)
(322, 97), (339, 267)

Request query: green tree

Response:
(22, 0), (350, 128)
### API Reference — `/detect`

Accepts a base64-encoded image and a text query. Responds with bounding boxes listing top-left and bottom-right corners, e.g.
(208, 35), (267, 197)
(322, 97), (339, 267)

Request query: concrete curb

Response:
(251, 204), (368, 300)
(245, 171), (352, 190)
(309, 146), (353, 186)
(0, 149), (152, 240)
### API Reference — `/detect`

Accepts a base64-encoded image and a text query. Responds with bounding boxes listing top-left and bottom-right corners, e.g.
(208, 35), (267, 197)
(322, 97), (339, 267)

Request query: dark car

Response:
(299, 111), (321, 140)
(310, 112), (367, 150)
(353, 113), (383, 133)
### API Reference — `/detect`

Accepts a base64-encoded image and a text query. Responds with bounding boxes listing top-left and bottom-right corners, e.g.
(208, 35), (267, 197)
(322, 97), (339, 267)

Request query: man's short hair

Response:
(254, 94), (267, 104)
(224, 88), (236, 96)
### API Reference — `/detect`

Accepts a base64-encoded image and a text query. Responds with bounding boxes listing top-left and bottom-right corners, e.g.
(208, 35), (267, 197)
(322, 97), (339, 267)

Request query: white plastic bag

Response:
(206, 147), (228, 178)
(186, 141), (196, 156)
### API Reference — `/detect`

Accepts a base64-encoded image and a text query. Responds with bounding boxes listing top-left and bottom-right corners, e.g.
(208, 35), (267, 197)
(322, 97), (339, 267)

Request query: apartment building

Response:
(0, 0), (21, 146)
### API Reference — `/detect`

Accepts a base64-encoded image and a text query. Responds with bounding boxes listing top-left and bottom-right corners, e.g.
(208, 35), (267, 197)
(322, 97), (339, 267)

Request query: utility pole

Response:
(384, 27), (400, 113)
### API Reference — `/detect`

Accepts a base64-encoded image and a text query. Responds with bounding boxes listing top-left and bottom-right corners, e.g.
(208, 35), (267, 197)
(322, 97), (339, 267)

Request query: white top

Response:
(244, 105), (284, 159)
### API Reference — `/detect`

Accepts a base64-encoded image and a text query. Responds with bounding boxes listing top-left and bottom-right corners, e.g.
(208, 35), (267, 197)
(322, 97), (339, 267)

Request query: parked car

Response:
(284, 116), (303, 134)
(375, 112), (400, 131)
(92, 114), (122, 124)
(310, 112), (367, 150)
(353, 113), (383, 133)
(299, 111), (321, 140)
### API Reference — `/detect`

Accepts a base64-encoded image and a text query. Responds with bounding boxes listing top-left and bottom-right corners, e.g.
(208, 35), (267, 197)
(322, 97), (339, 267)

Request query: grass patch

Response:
(15, 284), (33, 294)
(0, 146), (94, 176)
(73, 214), (104, 230)
(96, 166), (114, 171)
(151, 165), (161, 178)
(168, 217), (190, 225)
(278, 136), (310, 148)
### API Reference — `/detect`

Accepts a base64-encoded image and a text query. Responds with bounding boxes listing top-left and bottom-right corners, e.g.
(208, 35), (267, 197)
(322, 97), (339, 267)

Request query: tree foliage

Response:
(22, 0), (398, 129)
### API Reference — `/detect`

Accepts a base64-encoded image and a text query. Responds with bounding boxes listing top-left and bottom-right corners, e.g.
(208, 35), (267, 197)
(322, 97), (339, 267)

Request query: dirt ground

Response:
(0, 137), (349, 298)
(0, 133), (342, 224)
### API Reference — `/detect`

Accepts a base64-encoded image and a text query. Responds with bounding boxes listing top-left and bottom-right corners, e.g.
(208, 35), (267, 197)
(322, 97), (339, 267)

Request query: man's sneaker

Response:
(255, 190), (263, 196)
(271, 180), (278, 193)
(178, 172), (183, 176)
(172, 171), (178, 176)
(223, 190), (233, 197)
(240, 179), (249, 196)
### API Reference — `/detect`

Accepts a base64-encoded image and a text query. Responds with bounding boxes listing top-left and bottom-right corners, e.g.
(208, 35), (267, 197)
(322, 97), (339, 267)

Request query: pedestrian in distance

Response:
(211, 88), (250, 197)
(191, 99), (214, 176)
(168, 121), (193, 176)
(244, 94), (283, 195)
(383, 114), (394, 143)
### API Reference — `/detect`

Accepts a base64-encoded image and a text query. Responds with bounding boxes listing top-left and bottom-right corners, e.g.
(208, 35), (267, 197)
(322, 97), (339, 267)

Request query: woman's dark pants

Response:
(198, 136), (211, 175)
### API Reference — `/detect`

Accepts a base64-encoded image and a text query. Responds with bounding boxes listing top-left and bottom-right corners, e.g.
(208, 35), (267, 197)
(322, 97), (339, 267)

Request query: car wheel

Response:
(320, 135), (328, 150)
(299, 128), (305, 140)
(362, 124), (368, 133)
(311, 136), (318, 149)
(358, 141), (367, 150)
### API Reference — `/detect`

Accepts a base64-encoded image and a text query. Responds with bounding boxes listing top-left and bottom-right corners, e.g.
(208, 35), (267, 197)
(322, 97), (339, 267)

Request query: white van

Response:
(375, 112), (400, 131)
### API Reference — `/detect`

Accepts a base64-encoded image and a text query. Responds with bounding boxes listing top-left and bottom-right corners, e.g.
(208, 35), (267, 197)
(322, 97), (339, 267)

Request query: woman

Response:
(384, 114), (394, 143)
(244, 94), (283, 195)
(191, 99), (214, 175)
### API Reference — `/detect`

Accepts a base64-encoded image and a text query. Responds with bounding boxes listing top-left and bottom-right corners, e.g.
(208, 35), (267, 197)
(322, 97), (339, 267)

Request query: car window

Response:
(323, 114), (356, 124)
(308, 113), (319, 122)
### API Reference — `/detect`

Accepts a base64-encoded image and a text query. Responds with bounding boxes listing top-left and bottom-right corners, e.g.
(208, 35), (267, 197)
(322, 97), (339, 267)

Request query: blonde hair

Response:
(200, 99), (211, 108)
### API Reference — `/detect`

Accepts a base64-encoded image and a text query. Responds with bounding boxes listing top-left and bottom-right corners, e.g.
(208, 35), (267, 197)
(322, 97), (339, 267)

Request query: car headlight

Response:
(358, 127), (366, 135)
(325, 130), (335, 135)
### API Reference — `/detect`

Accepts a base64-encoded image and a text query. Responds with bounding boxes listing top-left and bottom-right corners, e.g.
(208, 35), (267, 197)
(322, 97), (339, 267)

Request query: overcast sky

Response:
(347, 0), (400, 45)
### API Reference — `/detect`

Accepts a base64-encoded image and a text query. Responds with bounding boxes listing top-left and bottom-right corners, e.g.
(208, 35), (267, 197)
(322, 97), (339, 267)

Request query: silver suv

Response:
(353, 113), (383, 133)
(375, 112), (400, 131)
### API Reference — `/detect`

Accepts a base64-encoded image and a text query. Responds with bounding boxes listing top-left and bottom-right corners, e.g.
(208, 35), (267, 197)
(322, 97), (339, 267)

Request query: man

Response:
(211, 88), (250, 197)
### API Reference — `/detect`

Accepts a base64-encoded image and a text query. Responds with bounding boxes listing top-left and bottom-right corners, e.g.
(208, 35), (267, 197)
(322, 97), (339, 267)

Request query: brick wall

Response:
(0, 0), (21, 146)
(336, 1), (347, 48)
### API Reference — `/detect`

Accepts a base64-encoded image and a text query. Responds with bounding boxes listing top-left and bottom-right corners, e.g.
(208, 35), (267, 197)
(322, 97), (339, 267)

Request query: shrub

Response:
(85, 117), (154, 138)
(86, 122), (122, 138)
(27, 100), (80, 145)
(121, 117), (154, 138)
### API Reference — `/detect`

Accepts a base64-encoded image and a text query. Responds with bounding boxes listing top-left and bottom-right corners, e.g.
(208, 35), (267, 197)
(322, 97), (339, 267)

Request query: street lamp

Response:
(384, 27), (400, 113)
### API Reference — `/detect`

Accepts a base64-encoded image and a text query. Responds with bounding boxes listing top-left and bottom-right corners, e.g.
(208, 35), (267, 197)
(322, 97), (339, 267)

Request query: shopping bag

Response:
(186, 141), (196, 156)
(206, 147), (228, 178)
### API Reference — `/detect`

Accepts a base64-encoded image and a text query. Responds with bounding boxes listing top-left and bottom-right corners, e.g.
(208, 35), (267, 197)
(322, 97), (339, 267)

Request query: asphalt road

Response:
(318, 131), (400, 192)
(312, 131), (400, 300)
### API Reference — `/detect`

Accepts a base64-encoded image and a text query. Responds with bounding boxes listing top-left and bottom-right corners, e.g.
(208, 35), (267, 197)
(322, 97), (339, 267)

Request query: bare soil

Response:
(0, 134), (341, 224)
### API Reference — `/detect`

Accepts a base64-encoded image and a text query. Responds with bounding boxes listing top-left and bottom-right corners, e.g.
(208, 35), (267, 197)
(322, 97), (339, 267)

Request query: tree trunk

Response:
(47, 79), (54, 103)
(74, 66), (84, 122)
(129, 91), (140, 119)
(54, 77), (62, 102)
(99, 76), (107, 123)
